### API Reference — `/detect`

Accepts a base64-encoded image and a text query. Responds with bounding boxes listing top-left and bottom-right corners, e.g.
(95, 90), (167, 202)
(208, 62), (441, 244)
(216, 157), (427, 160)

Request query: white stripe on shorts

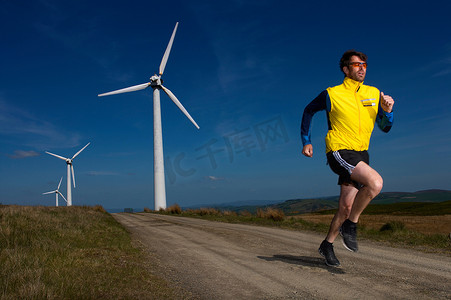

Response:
(332, 151), (355, 174)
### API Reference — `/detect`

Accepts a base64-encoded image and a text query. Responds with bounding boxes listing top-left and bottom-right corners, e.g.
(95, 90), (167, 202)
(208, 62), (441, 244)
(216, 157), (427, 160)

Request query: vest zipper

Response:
(355, 84), (362, 150)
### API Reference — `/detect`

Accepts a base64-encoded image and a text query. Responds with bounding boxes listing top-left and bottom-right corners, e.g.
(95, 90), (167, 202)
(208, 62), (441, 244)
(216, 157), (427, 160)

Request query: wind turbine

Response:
(98, 22), (199, 211)
(45, 142), (90, 206)
(42, 177), (67, 207)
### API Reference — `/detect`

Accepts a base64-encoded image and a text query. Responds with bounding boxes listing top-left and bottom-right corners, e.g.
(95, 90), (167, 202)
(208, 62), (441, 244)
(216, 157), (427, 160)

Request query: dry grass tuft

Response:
(222, 210), (238, 217)
(91, 204), (106, 213)
(257, 208), (285, 221)
(143, 207), (152, 213)
(167, 204), (182, 214)
(239, 210), (253, 217)
(186, 208), (221, 216)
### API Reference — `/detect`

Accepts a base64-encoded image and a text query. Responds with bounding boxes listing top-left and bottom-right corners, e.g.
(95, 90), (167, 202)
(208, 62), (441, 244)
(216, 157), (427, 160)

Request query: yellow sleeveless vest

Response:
(325, 77), (380, 152)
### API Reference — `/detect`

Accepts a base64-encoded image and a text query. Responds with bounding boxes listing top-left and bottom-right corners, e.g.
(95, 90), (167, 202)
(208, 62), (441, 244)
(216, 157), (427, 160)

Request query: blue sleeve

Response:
(376, 100), (394, 133)
(301, 90), (328, 146)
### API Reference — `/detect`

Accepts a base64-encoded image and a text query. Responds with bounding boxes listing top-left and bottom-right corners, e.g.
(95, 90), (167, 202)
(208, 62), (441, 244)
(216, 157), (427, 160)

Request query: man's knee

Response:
(352, 162), (383, 196)
(366, 175), (383, 198)
(371, 175), (383, 194)
(338, 204), (352, 218)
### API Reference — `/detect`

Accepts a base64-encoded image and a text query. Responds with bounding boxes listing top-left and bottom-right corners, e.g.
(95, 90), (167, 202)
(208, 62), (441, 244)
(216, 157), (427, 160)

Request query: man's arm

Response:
(301, 90), (328, 157)
(376, 92), (394, 132)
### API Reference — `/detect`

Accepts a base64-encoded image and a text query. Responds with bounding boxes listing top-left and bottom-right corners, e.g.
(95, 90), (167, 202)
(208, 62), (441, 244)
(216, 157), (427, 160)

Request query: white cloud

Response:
(205, 175), (225, 181)
(432, 67), (451, 77)
(0, 98), (82, 150)
(7, 150), (41, 159)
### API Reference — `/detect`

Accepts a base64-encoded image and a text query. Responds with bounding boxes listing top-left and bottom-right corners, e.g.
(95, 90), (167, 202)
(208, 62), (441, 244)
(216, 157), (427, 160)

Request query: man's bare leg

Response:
(325, 183), (358, 243)
(337, 162), (383, 252)
(348, 161), (383, 223)
(319, 184), (359, 266)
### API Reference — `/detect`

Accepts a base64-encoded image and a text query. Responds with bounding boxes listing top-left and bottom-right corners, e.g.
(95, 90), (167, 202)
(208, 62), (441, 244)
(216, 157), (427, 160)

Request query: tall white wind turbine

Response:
(45, 142), (90, 206)
(98, 22), (199, 211)
(42, 177), (67, 207)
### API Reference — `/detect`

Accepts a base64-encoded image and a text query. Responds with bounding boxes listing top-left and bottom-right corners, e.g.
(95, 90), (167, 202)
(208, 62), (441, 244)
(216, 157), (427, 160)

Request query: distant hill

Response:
(371, 190), (451, 204)
(206, 190), (451, 215)
(269, 198), (338, 215)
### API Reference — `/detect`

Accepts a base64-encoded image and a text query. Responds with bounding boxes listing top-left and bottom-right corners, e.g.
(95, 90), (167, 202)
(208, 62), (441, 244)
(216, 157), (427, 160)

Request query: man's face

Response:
(343, 55), (367, 82)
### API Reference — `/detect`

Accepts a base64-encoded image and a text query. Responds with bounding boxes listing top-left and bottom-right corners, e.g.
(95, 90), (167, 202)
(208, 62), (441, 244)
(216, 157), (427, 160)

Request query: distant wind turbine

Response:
(45, 142), (90, 206)
(42, 176), (67, 207)
(98, 22), (199, 211)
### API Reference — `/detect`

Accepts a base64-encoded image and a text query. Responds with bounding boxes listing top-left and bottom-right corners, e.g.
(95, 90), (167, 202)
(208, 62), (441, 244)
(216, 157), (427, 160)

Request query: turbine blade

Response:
(72, 142), (90, 160)
(43, 191), (54, 195)
(71, 165), (76, 188)
(57, 176), (63, 189)
(159, 22), (179, 76)
(98, 82), (151, 97)
(46, 151), (68, 161)
(57, 191), (67, 202)
(161, 85), (200, 129)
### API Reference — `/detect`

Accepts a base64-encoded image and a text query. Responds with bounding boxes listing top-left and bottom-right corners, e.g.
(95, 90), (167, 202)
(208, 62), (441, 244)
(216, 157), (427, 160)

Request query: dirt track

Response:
(113, 213), (451, 299)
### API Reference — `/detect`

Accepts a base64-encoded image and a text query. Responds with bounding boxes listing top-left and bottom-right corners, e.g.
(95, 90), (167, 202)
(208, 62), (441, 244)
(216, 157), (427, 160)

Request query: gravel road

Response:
(113, 213), (450, 299)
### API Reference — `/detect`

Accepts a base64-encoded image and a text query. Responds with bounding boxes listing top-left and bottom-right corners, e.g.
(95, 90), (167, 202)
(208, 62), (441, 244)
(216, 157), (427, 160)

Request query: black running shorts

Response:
(326, 150), (369, 189)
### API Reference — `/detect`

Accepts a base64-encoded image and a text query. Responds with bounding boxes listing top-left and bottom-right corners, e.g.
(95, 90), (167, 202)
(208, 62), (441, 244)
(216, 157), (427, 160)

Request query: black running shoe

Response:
(318, 240), (340, 267)
(340, 219), (358, 252)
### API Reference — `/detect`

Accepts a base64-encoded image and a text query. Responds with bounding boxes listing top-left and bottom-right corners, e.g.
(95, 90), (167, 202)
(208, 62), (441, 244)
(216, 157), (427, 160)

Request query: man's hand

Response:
(302, 144), (313, 157)
(381, 92), (394, 113)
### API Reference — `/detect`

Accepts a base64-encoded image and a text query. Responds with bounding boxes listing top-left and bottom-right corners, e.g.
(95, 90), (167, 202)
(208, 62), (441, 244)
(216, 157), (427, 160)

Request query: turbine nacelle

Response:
(150, 74), (163, 88)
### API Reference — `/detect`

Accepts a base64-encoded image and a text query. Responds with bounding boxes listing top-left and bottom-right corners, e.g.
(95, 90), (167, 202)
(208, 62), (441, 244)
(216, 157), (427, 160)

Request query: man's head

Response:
(340, 50), (368, 82)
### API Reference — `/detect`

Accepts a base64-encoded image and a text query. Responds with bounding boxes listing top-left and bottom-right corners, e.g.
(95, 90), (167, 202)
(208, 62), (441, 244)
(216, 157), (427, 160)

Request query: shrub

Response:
(143, 207), (152, 213)
(256, 208), (285, 221)
(167, 204), (182, 214)
(239, 210), (252, 217)
(380, 221), (406, 232)
(198, 208), (221, 216)
(222, 210), (237, 217)
(92, 205), (106, 213)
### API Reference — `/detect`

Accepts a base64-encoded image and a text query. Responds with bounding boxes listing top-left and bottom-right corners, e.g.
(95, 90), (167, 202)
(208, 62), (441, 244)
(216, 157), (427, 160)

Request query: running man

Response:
(300, 50), (394, 267)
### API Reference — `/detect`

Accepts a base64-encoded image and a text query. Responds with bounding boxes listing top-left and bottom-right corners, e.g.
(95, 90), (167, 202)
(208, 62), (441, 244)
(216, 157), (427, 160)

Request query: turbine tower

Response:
(42, 177), (67, 207)
(45, 143), (90, 206)
(98, 22), (199, 211)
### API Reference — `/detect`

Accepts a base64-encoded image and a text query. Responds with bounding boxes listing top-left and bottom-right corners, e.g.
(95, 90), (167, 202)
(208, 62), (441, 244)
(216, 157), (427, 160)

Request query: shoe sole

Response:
(318, 248), (340, 267)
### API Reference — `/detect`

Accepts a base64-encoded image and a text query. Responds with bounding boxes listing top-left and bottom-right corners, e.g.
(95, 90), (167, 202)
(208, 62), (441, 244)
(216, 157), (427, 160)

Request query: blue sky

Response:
(1, 0), (450, 209)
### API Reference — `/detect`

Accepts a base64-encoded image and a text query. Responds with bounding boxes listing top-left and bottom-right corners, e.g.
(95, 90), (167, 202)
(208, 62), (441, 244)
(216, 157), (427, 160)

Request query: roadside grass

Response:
(0, 205), (183, 299)
(152, 204), (451, 255)
(315, 200), (451, 216)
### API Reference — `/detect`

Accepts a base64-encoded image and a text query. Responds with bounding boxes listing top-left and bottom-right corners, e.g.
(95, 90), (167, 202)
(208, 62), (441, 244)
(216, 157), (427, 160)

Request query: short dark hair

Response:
(340, 50), (368, 75)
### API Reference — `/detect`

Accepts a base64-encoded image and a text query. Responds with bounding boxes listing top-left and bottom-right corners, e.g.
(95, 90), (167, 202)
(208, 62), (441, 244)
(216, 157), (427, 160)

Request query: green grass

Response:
(364, 200), (451, 215)
(358, 223), (450, 251)
(0, 205), (183, 299)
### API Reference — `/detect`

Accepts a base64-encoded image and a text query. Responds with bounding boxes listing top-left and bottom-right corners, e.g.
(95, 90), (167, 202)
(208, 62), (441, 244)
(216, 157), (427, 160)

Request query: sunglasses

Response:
(349, 62), (367, 69)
